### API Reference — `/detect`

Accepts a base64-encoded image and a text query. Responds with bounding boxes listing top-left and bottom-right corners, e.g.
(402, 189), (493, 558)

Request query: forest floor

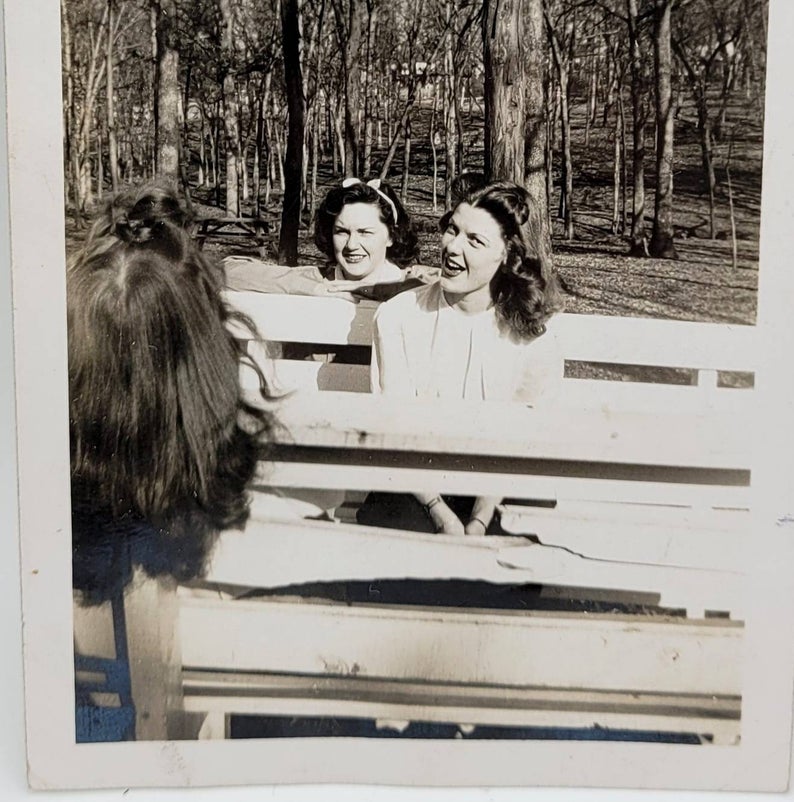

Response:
(66, 91), (765, 326)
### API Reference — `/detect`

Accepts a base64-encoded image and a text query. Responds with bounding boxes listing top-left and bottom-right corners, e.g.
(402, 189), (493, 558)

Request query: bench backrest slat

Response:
(225, 289), (757, 369)
(226, 291), (757, 414)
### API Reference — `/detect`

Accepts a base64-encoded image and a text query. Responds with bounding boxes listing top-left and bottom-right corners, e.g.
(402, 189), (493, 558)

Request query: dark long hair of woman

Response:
(68, 184), (276, 605)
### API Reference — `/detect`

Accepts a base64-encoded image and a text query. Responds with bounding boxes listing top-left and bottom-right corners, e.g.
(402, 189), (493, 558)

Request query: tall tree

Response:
(106, 0), (120, 194)
(443, 0), (458, 206)
(525, 0), (554, 280)
(650, 0), (678, 258)
(279, 0), (306, 264)
(627, 0), (650, 254)
(482, 0), (525, 184)
(673, 0), (748, 239)
(219, 0), (240, 215)
(332, 0), (365, 176)
(544, 0), (575, 240)
(152, 0), (180, 181)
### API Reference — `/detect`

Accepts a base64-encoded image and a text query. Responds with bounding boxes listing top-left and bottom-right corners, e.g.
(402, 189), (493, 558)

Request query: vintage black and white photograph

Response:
(6, 0), (794, 793)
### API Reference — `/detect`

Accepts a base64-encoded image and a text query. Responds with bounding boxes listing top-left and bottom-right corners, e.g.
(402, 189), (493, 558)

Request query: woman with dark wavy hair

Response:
(68, 185), (275, 605)
(357, 176), (563, 536)
(224, 178), (433, 301)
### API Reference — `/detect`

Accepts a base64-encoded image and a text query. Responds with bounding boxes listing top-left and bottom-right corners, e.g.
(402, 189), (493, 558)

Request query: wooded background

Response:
(61, 0), (768, 320)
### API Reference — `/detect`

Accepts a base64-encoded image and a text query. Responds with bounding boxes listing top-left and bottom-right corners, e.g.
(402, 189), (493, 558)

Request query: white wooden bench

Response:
(85, 289), (755, 744)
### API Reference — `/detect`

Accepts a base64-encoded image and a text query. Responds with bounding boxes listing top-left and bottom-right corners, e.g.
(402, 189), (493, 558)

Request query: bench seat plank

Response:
(178, 596), (743, 696)
(181, 671), (740, 742)
(199, 517), (744, 616)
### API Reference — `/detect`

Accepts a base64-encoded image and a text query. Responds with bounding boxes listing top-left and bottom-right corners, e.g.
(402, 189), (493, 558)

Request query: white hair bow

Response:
(341, 177), (399, 223)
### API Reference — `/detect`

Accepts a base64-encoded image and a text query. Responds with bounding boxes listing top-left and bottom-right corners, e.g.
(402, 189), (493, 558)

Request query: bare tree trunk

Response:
(697, 93), (717, 239)
(264, 104), (273, 207)
(612, 98), (621, 234)
(619, 82), (627, 234)
(649, 0), (678, 259)
(61, 0), (76, 207)
(152, 0), (180, 181)
(208, 107), (218, 188)
(483, 0), (525, 184)
(585, 51), (597, 146)
(219, 0), (240, 215)
(333, 106), (345, 173)
(279, 0), (306, 264)
(400, 114), (411, 204)
(254, 73), (271, 215)
(242, 139), (251, 202)
(97, 129), (104, 197)
(726, 130), (737, 270)
(444, 0), (458, 208)
(339, 0), (365, 176)
(106, 0), (119, 194)
(526, 0), (553, 279)
(310, 91), (321, 217)
(362, 4), (376, 176)
(212, 109), (221, 204)
(545, 5), (574, 239)
(430, 82), (439, 213)
(544, 74), (554, 232)
(253, 98), (262, 213)
(627, 0), (649, 255)
(558, 74), (573, 239)
(198, 108), (206, 187)
(72, 4), (109, 213)
(455, 76), (465, 170)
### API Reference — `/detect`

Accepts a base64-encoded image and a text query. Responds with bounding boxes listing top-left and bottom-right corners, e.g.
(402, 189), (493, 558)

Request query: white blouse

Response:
(371, 282), (562, 404)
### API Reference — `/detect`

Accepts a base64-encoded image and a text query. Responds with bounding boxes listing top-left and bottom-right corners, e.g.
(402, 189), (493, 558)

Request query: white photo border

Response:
(6, 0), (794, 793)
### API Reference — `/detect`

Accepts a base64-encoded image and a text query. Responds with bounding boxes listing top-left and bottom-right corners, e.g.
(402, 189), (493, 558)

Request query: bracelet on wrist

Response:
(424, 496), (443, 514)
(468, 516), (488, 532)
(423, 496), (444, 533)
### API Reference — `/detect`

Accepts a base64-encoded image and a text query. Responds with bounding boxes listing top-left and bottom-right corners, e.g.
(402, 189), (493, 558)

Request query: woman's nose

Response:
(345, 232), (361, 250)
(445, 232), (463, 254)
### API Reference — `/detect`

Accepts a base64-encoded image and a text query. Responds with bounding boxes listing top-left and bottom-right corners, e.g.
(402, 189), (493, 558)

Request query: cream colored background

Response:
(4, 0), (794, 797)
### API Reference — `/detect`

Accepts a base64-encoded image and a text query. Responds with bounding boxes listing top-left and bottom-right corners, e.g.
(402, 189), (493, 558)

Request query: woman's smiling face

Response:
(439, 202), (506, 307)
(332, 202), (393, 280)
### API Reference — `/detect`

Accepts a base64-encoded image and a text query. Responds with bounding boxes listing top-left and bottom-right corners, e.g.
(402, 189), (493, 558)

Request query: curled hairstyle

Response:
(443, 176), (562, 341)
(314, 179), (419, 272)
(68, 185), (275, 604)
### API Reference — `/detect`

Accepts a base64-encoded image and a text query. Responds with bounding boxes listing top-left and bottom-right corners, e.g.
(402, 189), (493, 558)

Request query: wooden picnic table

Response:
(193, 215), (271, 255)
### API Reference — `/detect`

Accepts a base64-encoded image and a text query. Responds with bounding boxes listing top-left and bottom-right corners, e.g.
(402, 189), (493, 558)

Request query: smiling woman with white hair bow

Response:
(224, 178), (432, 301)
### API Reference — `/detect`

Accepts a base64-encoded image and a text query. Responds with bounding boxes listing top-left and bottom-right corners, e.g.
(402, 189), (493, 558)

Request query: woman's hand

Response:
(464, 517), (488, 536)
(464, 496), (501, 536)
(416, 494), (465, 535)
(326, 279), (411, 303)
(311, 281), (360, 303)
(429, 499), (466, 535)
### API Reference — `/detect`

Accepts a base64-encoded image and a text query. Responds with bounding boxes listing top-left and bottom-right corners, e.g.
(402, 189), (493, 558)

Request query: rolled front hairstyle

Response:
(445, 177), (562, 341)
(68, 185), (275, 604)
(314, 178), (420, 270)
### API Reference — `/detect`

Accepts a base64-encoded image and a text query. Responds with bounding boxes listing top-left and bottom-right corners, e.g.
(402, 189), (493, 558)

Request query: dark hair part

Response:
(314, 180), (419, 271)
(443, 178), (562, 341)
(68, 184), (275, 604)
